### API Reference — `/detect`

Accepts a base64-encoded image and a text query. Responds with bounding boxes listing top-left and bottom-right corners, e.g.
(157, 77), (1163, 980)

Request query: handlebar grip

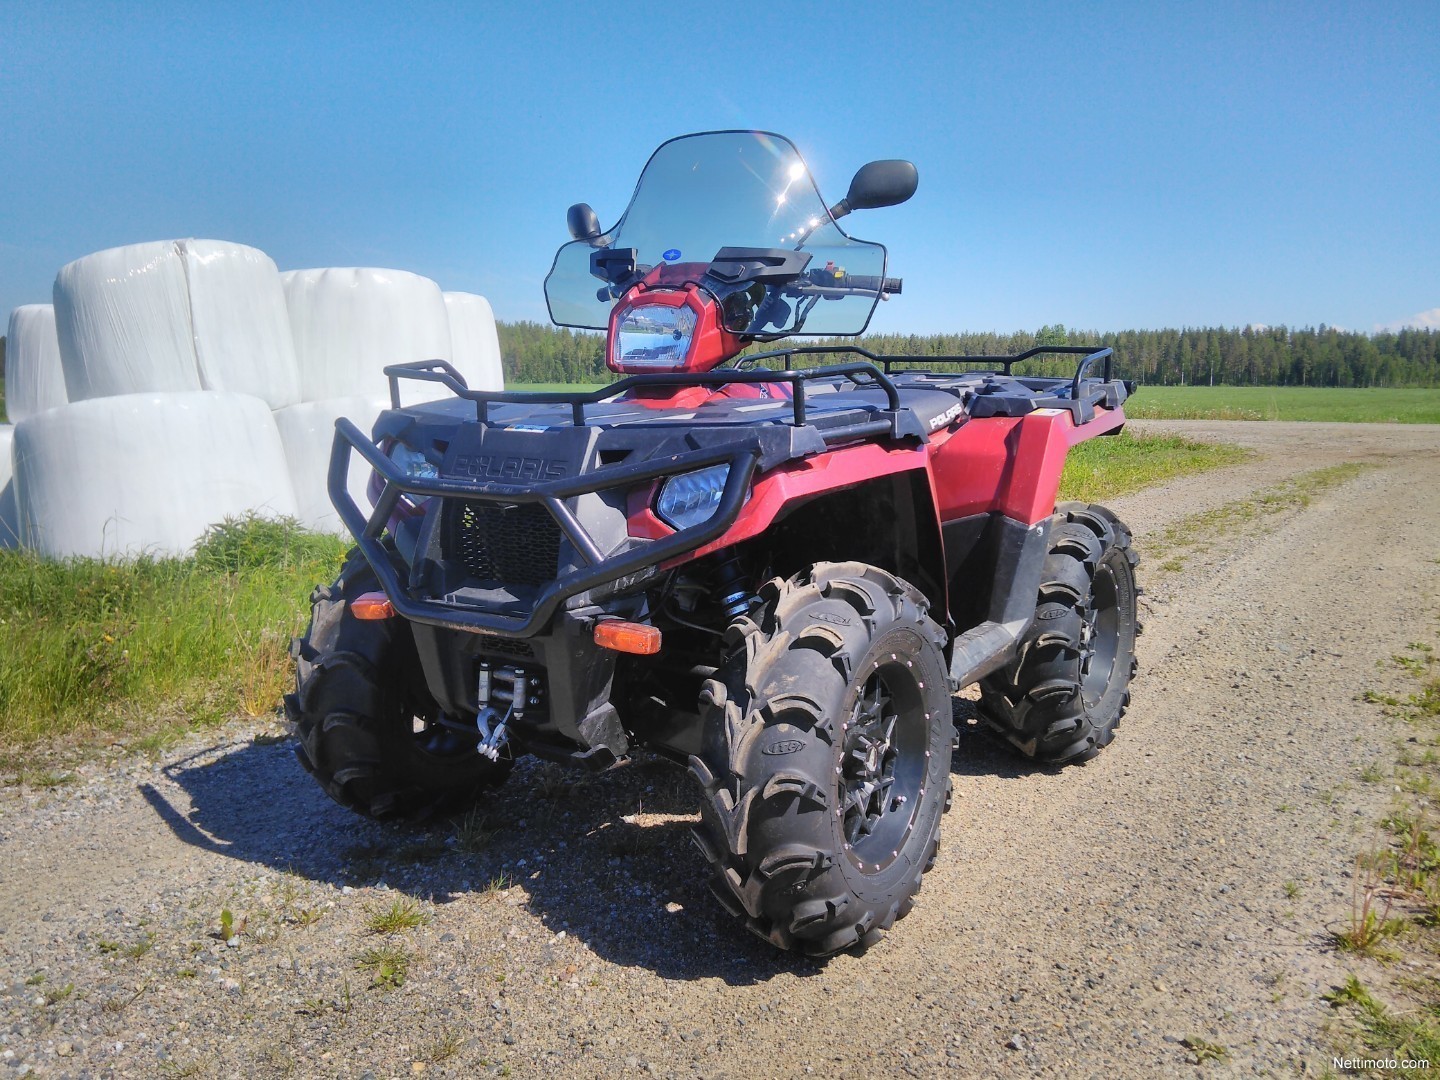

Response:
(833, 274), (903, 294)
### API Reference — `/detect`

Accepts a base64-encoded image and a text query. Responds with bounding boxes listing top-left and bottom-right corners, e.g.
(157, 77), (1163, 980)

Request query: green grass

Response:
(1125, 386), (1440, 424)
(1324, 974), (1440, 1065)
(363, 899), (429, 935)
(1058, 430), (1252, 503)
(0, 514), (347, 753)
(355, 944), (412, 989)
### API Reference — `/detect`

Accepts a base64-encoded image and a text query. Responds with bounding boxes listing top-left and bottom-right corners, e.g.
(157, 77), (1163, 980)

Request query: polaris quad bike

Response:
(289, 130), (1140, 958)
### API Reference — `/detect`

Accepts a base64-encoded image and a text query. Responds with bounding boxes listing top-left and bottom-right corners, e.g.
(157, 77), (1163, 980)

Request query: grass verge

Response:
(1125, 386), (1440, 424)
(1149, 463), (1370, 573)
(0, 515), (347, 758)
(1057, 430), (1251, 503)
(1324, 643), (1440, 1066)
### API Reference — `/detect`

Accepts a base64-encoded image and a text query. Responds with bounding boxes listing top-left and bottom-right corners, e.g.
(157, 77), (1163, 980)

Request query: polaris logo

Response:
(452, 454), (568, 481)
(928, 402), (965, 432)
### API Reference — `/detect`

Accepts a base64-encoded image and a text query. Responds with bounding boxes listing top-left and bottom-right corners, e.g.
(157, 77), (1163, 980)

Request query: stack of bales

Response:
(3, 239), (504, 559)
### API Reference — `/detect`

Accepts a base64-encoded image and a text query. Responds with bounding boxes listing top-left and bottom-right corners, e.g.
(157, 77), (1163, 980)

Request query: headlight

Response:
(388, 443), (438, 481)
(656, 464), (731, 530)
(388, 443), (438, 509)
(613, 302), (696, 370)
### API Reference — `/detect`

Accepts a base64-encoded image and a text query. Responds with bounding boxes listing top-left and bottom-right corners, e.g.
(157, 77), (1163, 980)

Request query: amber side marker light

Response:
(351, 592), (396, 620)
(594, 620), (662, 655)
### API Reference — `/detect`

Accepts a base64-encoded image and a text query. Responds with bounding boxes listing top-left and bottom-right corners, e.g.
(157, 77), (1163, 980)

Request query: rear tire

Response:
(978, 502), (1139, 764)
(690, 562), (953, 958)
(287, 548), (510, 820)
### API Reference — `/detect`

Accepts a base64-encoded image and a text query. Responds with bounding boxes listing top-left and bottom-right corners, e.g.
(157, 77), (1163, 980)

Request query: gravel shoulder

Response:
(3, 420), (1439, 1079)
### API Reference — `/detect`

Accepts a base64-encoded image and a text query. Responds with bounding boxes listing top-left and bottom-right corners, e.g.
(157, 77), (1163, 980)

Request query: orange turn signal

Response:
(593, 620), (662, 655)
(350, 591), (396, 620)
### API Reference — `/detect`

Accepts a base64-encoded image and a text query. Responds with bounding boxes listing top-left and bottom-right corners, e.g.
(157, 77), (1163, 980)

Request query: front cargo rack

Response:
(385, 358), (910, 433)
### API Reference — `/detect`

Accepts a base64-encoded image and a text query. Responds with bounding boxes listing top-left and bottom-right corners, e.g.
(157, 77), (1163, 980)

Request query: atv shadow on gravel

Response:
(949, 697), (1079, 781)
(138, 738), (820, 983)
(139, 707), (1071, 981)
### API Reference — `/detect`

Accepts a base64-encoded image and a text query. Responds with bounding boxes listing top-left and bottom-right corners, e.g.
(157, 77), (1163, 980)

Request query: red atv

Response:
(290, 130), (1139, 957)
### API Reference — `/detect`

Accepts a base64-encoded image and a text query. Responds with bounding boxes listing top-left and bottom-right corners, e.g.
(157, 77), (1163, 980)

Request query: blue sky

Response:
(2, 2), (1436, 336)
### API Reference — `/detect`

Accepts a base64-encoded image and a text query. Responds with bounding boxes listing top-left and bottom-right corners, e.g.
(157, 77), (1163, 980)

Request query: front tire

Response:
(690, 562), (953, 958)
(978, 502), (1140, 764)
(287, 549), (510, 820)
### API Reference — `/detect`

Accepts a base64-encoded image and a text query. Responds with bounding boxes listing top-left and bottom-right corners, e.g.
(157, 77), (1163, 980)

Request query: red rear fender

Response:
(929, 405), (1126, 525)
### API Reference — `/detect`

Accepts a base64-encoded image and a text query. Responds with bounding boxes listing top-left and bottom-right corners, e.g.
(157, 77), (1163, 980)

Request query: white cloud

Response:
(1374, 307), (1440, 333)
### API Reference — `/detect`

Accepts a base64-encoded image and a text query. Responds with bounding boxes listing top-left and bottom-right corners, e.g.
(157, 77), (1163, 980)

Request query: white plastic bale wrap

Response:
(4, 305), (68, 421)
(181, 240), (301, 408)
(13, 392), (298, 560)
(52, 239), (300, 408)
(281, 268), (453, 405)
(0, 425), (17, 549)
(54, 241), (200, 400)
(443, 292), (505, 391)
(273, 396), (389, 534)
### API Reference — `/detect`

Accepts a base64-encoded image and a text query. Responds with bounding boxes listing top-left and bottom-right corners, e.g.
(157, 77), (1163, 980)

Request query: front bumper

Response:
(329, 417), (760, 637)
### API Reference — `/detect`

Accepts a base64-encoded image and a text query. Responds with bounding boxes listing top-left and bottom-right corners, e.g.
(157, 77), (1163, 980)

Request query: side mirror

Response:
(830, 160), (919, 220)
(567, 203), (603, 241)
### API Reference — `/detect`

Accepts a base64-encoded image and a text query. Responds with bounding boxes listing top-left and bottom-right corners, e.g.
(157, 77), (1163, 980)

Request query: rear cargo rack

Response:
(735, 343), (1116, 401)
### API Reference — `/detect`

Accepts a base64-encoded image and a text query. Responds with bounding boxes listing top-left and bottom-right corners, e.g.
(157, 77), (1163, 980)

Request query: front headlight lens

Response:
(613, 302), (696, 369)
(389, 443), (438, 481)
(388, 443), (438, 509)
(656, 464), (731, 530)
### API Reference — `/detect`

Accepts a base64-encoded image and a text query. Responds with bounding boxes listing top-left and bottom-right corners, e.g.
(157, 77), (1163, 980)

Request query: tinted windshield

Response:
(544, 131), (887, 335)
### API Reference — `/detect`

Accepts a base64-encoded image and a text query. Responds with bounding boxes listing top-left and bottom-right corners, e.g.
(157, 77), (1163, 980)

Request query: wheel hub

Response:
(841, 672), (914, 852)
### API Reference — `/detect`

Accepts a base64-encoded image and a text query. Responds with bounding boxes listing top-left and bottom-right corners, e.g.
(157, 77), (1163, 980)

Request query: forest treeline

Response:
(497, 321), (1440, 387)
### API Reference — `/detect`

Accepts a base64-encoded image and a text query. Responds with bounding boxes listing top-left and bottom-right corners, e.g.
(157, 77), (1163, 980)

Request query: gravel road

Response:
(3, 419), (1439, 1079)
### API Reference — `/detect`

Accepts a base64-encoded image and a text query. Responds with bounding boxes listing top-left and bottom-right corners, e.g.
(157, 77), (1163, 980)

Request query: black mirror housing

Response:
(844, 160), (919, 212)
(567, 203), (602, 241)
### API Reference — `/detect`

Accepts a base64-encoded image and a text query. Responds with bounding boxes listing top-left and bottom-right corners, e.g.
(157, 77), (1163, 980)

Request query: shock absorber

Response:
(713, 548), (757, 620)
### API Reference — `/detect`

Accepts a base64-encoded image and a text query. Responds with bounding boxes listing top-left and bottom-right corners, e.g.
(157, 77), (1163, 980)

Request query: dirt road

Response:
(3, 420), (1439, 1078)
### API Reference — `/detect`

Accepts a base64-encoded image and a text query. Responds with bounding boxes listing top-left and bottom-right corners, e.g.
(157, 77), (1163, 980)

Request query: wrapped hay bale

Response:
(54, 241), (199, 400)
(272, 396), (389, 534)
(181, 239), (300, 407)
(443, 291), (505, 392)
(52, 239), (300, 408)
(281, 267), (453, 404)
(4, 304), (68, 421)
(13, 391), (297, 559)
(0, 425), (17, 549)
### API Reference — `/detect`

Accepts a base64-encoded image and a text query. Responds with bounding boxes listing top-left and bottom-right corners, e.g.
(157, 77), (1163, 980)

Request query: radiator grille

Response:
(452, 501), (561, 587)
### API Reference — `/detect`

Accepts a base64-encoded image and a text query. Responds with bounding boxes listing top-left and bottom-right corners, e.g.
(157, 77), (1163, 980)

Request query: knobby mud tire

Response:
(690, 562), (953, 958)
(978, 502), (1140, 764)
(287, 548), (510, 820)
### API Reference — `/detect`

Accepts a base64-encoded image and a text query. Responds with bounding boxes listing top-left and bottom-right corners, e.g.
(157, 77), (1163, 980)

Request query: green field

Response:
(1123, 385), (1440, 423)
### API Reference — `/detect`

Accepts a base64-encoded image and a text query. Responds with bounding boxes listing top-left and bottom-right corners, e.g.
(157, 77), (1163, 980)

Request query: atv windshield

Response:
(544, 131), (888, 337)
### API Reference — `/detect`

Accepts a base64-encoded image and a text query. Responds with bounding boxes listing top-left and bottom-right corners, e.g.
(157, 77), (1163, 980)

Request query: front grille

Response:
(474, 634), (535, 660)
(452, 501), (561, 587)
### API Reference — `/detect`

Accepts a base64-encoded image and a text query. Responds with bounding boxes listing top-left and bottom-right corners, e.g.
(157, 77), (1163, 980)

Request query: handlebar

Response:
(796, 270), (902, 297)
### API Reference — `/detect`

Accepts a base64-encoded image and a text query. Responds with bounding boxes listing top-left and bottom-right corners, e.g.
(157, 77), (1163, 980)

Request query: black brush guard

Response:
(329, 360), (912, 637)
